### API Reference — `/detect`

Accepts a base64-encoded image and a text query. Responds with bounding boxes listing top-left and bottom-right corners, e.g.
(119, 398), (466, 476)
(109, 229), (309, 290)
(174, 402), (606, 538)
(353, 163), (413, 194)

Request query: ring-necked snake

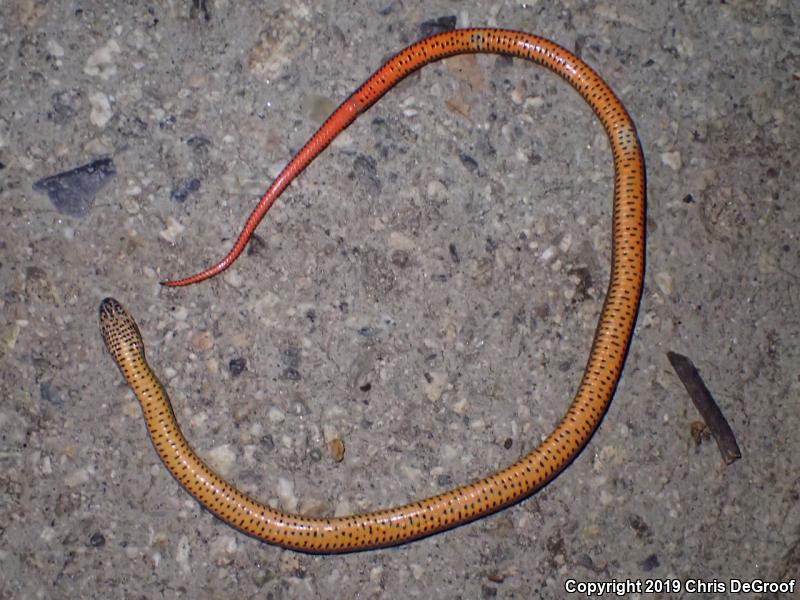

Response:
(100, 28), (645, 553)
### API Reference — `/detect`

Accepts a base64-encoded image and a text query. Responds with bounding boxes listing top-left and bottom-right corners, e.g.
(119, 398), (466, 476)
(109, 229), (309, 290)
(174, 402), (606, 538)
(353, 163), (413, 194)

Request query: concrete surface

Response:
(1, 1), (798, 598)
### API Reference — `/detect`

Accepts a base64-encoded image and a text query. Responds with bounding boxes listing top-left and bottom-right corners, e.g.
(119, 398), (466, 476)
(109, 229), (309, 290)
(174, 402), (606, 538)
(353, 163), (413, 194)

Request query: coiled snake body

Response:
(100, 28), (645, 553)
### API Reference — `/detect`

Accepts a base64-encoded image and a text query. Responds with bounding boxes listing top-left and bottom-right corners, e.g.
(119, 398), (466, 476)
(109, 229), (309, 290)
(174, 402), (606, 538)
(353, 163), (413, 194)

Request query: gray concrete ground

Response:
(1, 1), (798, 598)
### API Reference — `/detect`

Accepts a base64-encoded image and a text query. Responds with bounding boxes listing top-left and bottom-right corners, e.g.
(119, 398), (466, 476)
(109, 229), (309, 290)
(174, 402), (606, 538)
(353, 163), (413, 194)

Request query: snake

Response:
(100, 28), (645, 553)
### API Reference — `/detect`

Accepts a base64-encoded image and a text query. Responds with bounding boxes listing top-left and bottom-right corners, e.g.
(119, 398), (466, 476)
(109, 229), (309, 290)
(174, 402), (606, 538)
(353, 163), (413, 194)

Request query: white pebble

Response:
(539, 246), (557, 263)
(209, 535), (238, 562)
(158, 216), (185, 244)
(654, 271), (673, 295)
(47, 39), (64, 57)
(277, 477), (298, 511)
(661, 151), (682, 171)
(223, 269), (243, 288)
(175, 535), (190, 575)
(84, 39), (121, 80)
(63, 467), (91, 487)
(268, 407), (285, 424)
(423, 370), (447, 402)
(370, 566), (384, 584)
(524, 96), (545, 110)
(207, 444), (236, 477)
(451, 397), (468, 415)
(40, 527), (58, 543)
(89, 92), (112, 127)
(426, 179), (448, 200)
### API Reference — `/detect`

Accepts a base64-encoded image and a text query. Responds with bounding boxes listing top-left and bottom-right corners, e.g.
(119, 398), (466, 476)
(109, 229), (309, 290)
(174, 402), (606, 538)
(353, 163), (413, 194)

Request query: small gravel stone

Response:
(205, 445), (235, 477)
(88, 92), (113, 127)
(328, 438), (345, 462)
(654, 271), (673, 295)
(277, 477), (298, 511)
(170, 178), (201, 203)
(159, 216), (186, 244)
(661, 151), (682, 171)
(228, 357), (246, 376)
(39, 382), (64, 406)
(83, 39), (121, 79)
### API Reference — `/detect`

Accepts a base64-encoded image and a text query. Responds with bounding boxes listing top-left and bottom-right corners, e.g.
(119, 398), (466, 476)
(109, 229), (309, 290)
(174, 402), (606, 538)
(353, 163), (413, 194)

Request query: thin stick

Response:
(667, 352), (741, 465)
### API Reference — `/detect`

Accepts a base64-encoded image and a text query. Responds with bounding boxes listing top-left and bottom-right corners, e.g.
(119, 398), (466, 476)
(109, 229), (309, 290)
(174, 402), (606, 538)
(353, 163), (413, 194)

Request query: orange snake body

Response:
(100, 28), (645, 553)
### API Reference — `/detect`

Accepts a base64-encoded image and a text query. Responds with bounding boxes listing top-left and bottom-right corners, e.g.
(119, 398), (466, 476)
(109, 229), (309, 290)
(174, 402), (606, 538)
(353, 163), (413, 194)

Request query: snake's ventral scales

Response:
(101, 28), (645, 553)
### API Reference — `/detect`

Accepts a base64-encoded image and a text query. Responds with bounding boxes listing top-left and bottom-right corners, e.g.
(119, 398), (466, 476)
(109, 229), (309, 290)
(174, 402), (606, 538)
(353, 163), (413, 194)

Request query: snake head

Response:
(99, 297), (146, 366)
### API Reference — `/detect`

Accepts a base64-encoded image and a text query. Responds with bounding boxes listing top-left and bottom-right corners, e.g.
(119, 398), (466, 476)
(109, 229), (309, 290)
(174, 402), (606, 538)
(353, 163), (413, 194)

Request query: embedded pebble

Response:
(40, 527), (57, 543)
(299, 497), (329, 517)
(334, 500), (352, 517)
(159, 216), (186, 244)
(207, 444), (236, 477)
(277, 477), (298, 511)
(89, 92), (113, 127)
(400, 465), (423, 483)
(426, 179), (448, 200)
(170, 178), (201, 203)
(0, 323), (21, 357)
(39, 382), (64, 406)
(228, 357), (247, 377)
(223, 269), (244, 288)
(32, 158), (116, 217)
(388, 231), (416, 251)
(268, 407), (285, 424)
(654, 271), (673, 296)
(558, 233), (573, 253)
(661, 151), (682, 171)
(539, 246), (557, 263)
(84, 39), (121, 79)
(423, 370), (448, 402)
(757, 250), (777, 273)
(524, 95), (545, 110)
(370, 565), (385, 584)
(209, 535), (238, 564)
(451, 397), (468, 415)
(328, 438), (345, 463)
(190, 331), (214, 351)
(171, 306), (189, 321)
(175, 535), (190, 575)
(63, 467), (91, 487)
(46, 39), (64, 58)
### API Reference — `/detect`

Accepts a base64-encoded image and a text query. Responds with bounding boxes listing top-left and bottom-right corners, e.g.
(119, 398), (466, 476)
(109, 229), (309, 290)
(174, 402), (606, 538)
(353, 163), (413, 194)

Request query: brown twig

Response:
(667, 351), (742, 465)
